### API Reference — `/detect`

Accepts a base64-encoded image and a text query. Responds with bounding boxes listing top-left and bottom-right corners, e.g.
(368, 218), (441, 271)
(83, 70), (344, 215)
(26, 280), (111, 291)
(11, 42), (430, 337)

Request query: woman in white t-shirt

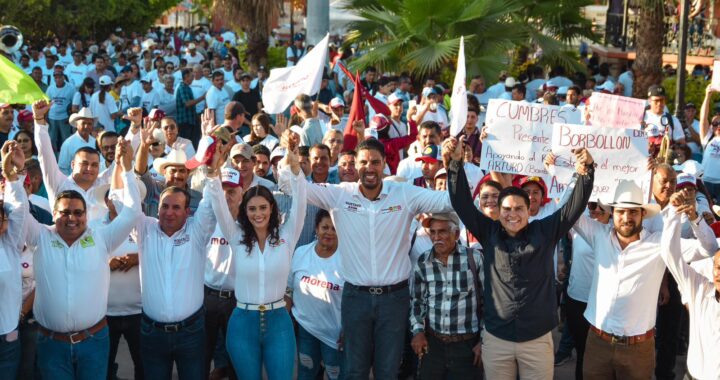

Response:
(244, 113), (279, 152)
(89, 76), (120, 131)
(286, 209), (344, 380)
(698, 86), (720, 203)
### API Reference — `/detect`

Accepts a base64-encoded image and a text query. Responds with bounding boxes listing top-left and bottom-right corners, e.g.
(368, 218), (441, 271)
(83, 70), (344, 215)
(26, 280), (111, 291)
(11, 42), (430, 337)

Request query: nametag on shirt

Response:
(4, 330), (18, 342)
(80, 236), (95, 248)
(343, 201), (362, 213)
(51, 240), (64, 249)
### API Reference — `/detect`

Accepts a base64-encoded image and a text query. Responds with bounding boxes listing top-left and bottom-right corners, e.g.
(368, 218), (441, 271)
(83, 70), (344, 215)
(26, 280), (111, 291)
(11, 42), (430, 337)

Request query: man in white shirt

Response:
(134, 148), (221, 380)
(643, 85), (686, 150)
(190, 64), (212, 115)
(572, 180), (718, 379)
(24, 140), (141, 380)
(58, 108), (99, 175)
(139, 76), (159, 113)
(660, 195), (720, 380)
(66, 51), (89, 89)
(205, 71), (232, 126)
(286, 33), (306, 67)
(280, 138), (454, 379)
(229, 143), (277, 191)
(183, 43), (203, 66)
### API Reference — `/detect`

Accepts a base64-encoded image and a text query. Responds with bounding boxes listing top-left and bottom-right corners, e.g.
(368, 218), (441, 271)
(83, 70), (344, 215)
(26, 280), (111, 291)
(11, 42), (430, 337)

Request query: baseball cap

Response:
(504, 77), (517, 88)
(239, 72), (252, 80)
(421, 87), (438, 98)
(685, 102), (697, 109)
(270, 147), (287, 162)
(230, 143), (253, 160)
(595, 81), (615, 93)
(221, 168), (241, 187)
(258, 65), (267, 72)
(329, 98), (345, 108)
(434, 168), (447, 179)
(557, 86), (569, 96)
(415, 145), (440, 164)
(369, 114), (390, 131)
(516, 175), (550, 204)
(187, 43), (196, 50)
(387, 93), (402, 105)
(140, 75), (152, 83)
(293, 33), (305, 41)
(186, 136), (217, 170)
(99, 75), (113, 86)
(648, 85), (666, 97)
(675, 173), (697, 190)
(148, 109), (165, 121)
(17, 110), (33, 123)
(673, 159), (703, 178)
(421, 212), (460, 229)
(289, 125), (304, 136)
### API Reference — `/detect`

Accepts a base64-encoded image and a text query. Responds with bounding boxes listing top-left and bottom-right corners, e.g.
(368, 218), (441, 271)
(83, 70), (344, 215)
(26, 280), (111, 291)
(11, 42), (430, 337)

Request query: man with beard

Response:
(278, 138), (453, 379)
(571, 180), (717, 379)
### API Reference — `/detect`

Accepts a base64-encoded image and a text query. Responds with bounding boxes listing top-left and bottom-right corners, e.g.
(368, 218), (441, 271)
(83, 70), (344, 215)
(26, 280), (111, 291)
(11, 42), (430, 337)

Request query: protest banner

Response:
(548, 123), (650, 202)
(712, 61), (720, 90)
(479, 99), (581, 179)
(587, 92), (646, 129)
(449, 36), (467, 136)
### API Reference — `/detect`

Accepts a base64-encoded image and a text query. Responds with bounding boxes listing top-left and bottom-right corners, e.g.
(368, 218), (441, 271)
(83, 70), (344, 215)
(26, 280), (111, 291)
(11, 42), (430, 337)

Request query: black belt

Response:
(205, 285), (235, 300)
(346, 280), (408, 295)
(142, 307), (204, 333)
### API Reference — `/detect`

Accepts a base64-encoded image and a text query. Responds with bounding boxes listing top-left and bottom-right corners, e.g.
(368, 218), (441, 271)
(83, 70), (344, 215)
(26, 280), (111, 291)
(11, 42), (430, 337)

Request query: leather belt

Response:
(590, 325), (654, 345)
(38, 319), (107, 344)
(142, 307), (204, 333)
(347, 280), (409, 295)
(205, 285), (235, 300)
(426, 328), (477, 344)
(236, 299), (286, 312)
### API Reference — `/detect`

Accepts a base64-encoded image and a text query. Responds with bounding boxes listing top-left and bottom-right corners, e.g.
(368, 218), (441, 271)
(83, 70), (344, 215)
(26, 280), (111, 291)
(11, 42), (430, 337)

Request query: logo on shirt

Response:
(301, 275), (341, 291)
(173, 234), (190, 246)
(80, 236), (95, 248)
(51, 240), (64, 249)
(210, 237), (230, 246)
(380, 205), (402, 214)
(344, 201), (361, 213)
(269, 238), (286, 248)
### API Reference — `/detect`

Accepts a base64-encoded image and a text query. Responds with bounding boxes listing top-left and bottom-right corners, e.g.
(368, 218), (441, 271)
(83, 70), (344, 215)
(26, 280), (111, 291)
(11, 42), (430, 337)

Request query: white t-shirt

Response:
(686, 119), (702, 155)
(65, 63), (88, 89)
(119, 81), (143, 110)
(289, 242), (344, 349)
(20, 248), (35, 302)
(643, 112), (685, 141)
(190, 77), (212, 113)
(702, 135), (720, 183)
(183, 52), (204, 66)
(206, 85), (231, 125)
(204, 224), (235, 290)
(46, 83), (76, 120)
(89, 91), (119, 131)
(140, 89), (160, 112)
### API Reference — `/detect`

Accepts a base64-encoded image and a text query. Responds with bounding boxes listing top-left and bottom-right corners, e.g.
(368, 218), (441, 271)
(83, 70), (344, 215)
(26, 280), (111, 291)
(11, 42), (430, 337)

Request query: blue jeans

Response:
(226, 307), (295, 380)
(342, 284), (410, 380)
(0, 329), (21, 379)
(297, 324), (343, 380)
(140, 311), (205, 380)
(36, 325), (110, 380)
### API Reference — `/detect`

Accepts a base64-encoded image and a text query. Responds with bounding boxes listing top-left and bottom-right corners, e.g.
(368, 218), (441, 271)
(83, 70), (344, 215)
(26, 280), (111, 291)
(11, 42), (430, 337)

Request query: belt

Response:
(426, 328), (477, 344)
(205, 285), (235, 300)
(236, 299), (286, 311)
(142, 307), (204, 333)
(38, 319), (107, 344)
(347, 280), (408, 295)
(590, 326), (654, 345)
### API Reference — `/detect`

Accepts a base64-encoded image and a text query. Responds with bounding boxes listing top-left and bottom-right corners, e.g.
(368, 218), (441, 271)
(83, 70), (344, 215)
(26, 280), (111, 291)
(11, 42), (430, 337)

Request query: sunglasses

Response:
(150, 142), (161, 147)
(712, 120), (720, 127)
(587, 202), (598, 211)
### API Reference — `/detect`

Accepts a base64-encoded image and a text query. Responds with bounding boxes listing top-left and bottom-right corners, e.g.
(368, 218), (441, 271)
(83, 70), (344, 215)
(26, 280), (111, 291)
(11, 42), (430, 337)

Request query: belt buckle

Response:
(219, 290), (233, 299)
(258, 304), (267, 312)
(163, 324), (180, 333)
(69, 332), (82, 344)
(369, 287), (384, 295)
(610, 335), (628, 345)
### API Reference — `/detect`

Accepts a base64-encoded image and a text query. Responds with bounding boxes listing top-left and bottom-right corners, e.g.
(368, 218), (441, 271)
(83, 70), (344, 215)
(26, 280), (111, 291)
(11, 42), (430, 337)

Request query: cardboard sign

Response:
(587, 92), (646, 129)
(712, 61), (720, 91)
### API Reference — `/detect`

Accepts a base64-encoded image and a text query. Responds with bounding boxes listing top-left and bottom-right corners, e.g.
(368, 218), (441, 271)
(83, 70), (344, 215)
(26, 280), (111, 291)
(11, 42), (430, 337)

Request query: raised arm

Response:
(699, 85), (714, 145)
(661, 207), (704, 298)
(32, 100), (67, 193)
(669, 189), (720, 261)
(204, 144), (240, 242)
(278, 152), (307, 249)
(2, 141), (40, 247)
(133, 120), (155, 175)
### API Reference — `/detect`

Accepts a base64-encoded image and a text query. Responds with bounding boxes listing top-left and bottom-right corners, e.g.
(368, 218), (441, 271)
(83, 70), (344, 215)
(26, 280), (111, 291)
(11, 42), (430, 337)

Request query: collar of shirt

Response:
(427, 243), (460, 265)
(351, 181), (389, 201)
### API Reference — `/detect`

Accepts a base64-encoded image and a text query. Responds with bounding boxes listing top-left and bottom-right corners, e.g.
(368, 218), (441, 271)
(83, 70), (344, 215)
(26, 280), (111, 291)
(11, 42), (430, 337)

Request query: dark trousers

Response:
(18, 320), (40, 380)
(656, 275), (683, 380)
(107, 314), (143, 380)
(419, 333), (480, 380)
(342, 283), (410, 380)
(178, 121), (200, 149)
(203, 286), (236, 380)
(565, 296), (589, 380)
(0, 328), (20, 380)
(583, 331), (655, 380)
(140, 309), (205, 380)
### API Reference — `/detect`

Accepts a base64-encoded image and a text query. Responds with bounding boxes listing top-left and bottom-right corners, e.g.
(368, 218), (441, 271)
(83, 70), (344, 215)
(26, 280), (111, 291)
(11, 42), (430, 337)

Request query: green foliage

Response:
(0, 0), (179, 42)
(266, 47), (287, 70)
(662, 75), (720, 113)
(344, 0), (598, 81)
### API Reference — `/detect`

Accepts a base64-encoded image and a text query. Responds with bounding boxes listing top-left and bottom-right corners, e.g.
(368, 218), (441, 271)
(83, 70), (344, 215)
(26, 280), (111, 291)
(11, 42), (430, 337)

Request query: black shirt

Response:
(447, 160), (593, 342)
(232, 88), (262, 117)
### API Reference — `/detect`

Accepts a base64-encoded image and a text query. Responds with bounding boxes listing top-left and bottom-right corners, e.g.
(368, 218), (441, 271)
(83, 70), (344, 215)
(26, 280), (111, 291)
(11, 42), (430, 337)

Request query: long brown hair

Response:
(238, 185), (280, 253)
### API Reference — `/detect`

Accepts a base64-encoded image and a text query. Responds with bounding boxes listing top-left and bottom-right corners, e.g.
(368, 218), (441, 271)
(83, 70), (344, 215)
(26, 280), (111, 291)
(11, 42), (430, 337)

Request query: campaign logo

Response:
(80, 236), (95, 248)
(210, 237), (230, 246)
(301, 275), (341, 291)
(173, 234), (190, 246)
(51, 240), (64, 249)
(380, 205), (402, 214)
(269, 238), (286, 248)
(344, 201), (361, 213)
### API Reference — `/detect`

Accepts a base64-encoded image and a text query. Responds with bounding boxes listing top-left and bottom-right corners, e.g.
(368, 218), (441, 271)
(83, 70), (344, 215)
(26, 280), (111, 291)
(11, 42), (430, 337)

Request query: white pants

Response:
(481, 330), (554, 380)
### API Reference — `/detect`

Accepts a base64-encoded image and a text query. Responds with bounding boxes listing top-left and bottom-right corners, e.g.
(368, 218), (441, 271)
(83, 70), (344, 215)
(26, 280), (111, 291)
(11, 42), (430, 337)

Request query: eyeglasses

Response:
(150, 142), (161, 147)
(55, 209), (86, 218)
(101, 145), (115, 151)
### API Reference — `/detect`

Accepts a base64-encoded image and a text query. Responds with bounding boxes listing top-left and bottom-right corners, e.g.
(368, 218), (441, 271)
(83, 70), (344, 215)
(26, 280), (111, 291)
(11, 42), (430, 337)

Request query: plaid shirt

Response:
(410, 244), (482, 335)
(175, 83), (197, 126)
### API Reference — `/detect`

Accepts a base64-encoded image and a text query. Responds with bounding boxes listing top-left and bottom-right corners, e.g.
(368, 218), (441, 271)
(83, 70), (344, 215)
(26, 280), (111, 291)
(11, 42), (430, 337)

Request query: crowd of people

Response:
(0, 22), (719, 380)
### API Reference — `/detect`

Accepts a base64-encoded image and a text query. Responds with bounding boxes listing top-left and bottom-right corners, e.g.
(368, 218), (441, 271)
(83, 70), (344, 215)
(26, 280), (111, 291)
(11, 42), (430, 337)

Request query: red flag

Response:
(343, 71), (365, 151)
(336, 62), (391, 117)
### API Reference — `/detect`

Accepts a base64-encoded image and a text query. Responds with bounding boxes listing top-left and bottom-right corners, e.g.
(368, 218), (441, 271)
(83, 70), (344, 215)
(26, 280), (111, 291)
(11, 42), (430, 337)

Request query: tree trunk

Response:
(633, 1), (665, 98)
(245, 27), (269, 73)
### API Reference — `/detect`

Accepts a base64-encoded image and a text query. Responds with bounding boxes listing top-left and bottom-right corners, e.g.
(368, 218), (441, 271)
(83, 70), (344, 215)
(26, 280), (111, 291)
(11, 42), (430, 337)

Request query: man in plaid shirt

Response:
(410, 213), (483, 379)
(175, 68), (204, 144)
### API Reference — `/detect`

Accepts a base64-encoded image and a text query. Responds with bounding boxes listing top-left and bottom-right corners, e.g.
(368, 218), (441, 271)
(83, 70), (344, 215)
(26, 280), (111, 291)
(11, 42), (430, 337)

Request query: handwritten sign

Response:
(712, 61), (720, 91)
(548, 123), (649, 202)
(479, 99), (582, 178)
(587, 92), (646, 129)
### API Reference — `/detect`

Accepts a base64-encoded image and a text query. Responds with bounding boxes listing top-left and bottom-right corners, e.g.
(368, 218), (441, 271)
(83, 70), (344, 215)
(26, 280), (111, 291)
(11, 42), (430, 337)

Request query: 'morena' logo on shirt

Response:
(210, 237), (230, 246)
(174, 235), (190, 246)
(301, 275), (341, 291)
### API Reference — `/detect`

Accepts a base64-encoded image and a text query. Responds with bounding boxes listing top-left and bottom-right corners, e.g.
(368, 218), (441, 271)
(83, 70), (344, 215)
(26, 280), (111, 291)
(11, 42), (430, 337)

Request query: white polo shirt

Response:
(207, 169), (306, 305)
(135, 185), (216, 323)
(0, 180), (29, 335)
(26, 172), (141, 333)
(661, 209), (720, 380)
(204, 223), (235, 291)
(573, 210), (717, 336)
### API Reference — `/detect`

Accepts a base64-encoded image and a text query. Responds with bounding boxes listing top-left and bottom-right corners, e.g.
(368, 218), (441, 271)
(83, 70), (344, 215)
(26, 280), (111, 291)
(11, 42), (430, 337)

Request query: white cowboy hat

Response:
(93, 179), (147, 209)
(713, 204), (720, 218)
(69, 107), (97, 127)
(599, 179), (661, 218)
(152, 149), (188, 174)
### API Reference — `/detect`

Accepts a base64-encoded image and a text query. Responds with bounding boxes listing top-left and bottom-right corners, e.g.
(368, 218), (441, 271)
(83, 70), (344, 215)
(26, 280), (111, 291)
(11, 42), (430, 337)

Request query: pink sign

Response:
(712, 61), (720, 91)
(587, 92), (646, 129)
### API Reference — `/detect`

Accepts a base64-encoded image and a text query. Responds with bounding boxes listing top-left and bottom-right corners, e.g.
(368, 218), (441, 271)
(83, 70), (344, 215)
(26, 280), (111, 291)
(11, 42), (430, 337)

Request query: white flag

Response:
(449, 36), (467, 136)
(262, 34), (330, 114)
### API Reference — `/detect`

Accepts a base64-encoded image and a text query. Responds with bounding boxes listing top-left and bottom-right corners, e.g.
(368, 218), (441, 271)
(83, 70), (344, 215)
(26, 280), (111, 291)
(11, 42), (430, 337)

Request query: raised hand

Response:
(118, 140), (134, 172)
(208, 140), (228, 175)
(284, 146), (301, 176)
(123, 107), (143, 127)
(32, 100), (52, 122)
(139, 119), (156, 146)
(572, 148), (594, 175)
(201, 108), (215, 136)
(544, 152), (556, 170)
(271, 114), (288, 137)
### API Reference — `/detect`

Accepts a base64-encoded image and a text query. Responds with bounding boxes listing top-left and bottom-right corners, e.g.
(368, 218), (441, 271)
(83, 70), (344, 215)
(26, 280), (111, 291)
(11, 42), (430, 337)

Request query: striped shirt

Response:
(410, 244), (482, 335)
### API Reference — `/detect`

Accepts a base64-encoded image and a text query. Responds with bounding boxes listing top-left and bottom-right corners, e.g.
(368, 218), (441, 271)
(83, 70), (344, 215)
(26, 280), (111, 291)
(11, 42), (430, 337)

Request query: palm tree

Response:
(344, 0), (598, 80)
(632, 0), (665, 98)
(213, 0), (283, 72)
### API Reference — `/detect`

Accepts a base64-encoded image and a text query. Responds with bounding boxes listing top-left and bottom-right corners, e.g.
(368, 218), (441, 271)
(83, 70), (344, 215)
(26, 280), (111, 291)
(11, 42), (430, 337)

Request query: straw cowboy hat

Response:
(69, 107), (97, 128)
(152, 149), (188, 174)
(600, 179), (661, 218)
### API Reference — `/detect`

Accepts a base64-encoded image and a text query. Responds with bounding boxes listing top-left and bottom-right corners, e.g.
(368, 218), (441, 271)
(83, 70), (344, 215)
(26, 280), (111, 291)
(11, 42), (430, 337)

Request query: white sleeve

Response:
(4, 179), (29, 251)
(96, 171), (141, 253)
(189, 183), (217, 247)
(279, 168), (307, 249)
(206, 176), (243, 242)
(404, 184), (453, 214)
(672, 117), (685, 141)
(661, 208), (703, 300)
(34, 121), (69, 191)
(677, 213), (719, 262)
